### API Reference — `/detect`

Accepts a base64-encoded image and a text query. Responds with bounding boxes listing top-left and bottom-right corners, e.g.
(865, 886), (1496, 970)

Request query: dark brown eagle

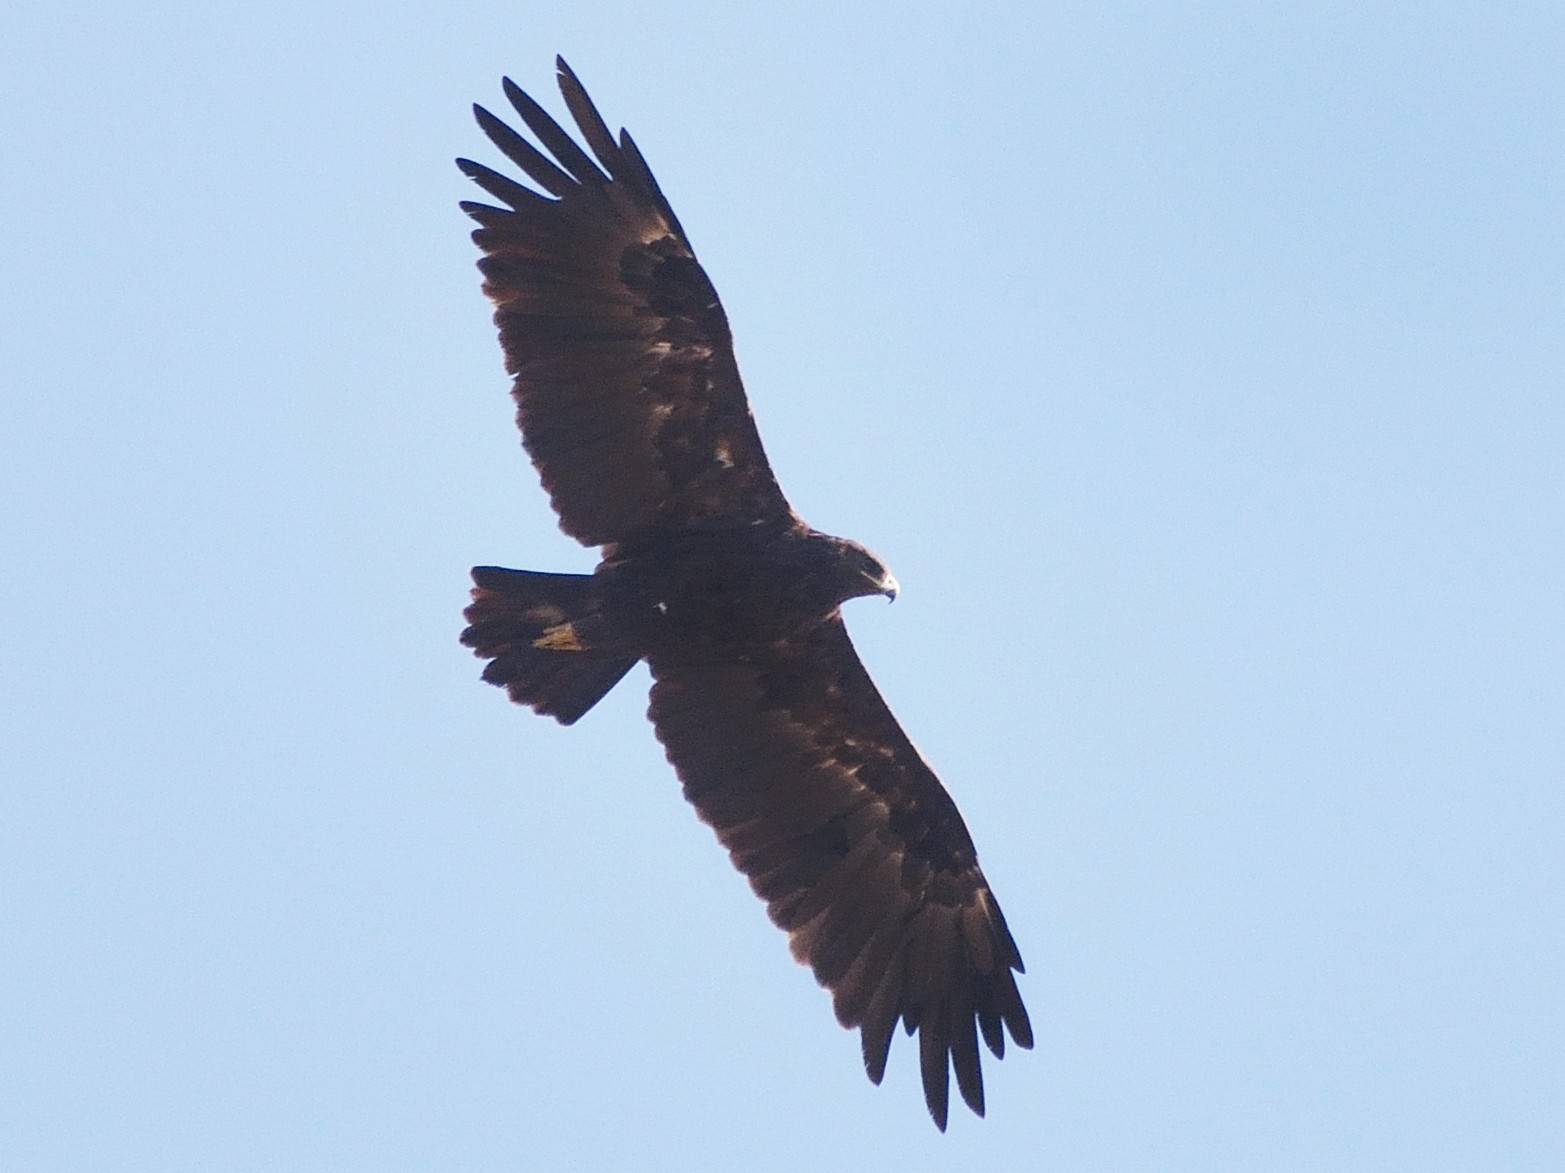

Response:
(456, 58), (1031, 1129)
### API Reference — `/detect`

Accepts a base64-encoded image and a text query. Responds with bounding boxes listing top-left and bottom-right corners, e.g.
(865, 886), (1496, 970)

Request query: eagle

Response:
(456, 58), (1031, 1129)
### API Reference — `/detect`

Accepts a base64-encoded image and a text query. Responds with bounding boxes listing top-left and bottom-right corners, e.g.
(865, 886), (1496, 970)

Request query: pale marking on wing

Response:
(533, 623), (585, 652)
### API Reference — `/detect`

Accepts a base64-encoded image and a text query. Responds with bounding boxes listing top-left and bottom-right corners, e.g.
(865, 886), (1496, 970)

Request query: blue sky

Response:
(3, 2), (1562, 1169)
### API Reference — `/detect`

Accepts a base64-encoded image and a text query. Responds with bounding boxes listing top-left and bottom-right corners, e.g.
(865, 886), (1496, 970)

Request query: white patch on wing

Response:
(714, 441), (734, 469)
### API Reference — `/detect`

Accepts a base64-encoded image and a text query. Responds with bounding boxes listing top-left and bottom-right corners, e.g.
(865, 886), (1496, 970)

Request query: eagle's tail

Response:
(460, 566), (637, 725)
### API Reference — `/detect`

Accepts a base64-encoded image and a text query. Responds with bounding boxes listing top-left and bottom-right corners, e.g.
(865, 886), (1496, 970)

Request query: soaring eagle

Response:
(457, 59), (1031, 1129)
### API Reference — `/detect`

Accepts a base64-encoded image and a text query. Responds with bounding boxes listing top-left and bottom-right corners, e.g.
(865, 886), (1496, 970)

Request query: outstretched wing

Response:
(458, 59), (795, 549)
(645, 618), (1032, 1129)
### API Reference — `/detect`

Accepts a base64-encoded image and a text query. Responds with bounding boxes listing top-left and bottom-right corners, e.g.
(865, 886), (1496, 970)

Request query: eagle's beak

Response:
(880, 572), (899, 602)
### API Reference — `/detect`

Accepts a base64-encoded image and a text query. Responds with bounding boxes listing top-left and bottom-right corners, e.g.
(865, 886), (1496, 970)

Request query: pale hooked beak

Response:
(880, 571), (900, 602)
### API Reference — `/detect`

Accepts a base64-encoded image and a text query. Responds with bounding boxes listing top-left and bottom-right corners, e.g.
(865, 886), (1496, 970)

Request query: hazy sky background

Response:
(3, 2), (1562, 1169)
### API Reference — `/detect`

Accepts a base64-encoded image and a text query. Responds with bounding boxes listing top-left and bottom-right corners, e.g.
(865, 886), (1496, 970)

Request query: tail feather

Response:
(461, 566), (637, 725)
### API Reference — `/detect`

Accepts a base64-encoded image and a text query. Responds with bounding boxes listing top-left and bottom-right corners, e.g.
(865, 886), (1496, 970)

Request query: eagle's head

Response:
(821, 535), (899, 605)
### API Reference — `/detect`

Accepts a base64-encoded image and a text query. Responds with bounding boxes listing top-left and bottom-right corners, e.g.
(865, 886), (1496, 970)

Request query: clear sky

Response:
(3, 2), (1562, 1169)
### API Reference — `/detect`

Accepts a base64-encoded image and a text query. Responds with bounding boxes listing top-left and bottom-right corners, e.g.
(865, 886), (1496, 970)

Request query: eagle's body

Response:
(477, 524), (894, 650)
(458, 60), (1030, 1129)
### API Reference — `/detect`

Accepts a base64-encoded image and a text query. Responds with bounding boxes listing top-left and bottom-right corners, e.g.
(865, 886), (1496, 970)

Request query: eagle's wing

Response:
(645, 618), (1032, 1129)
(458, 59), (795, 549)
